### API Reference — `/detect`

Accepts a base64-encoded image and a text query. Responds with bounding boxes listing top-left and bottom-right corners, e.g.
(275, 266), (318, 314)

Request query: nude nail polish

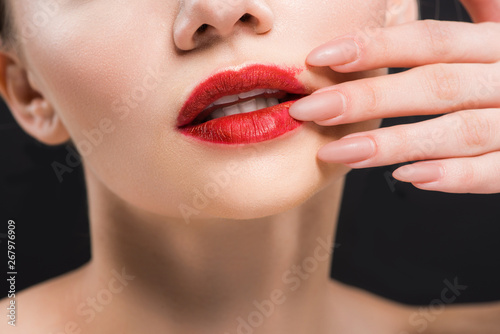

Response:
(307, 38), (360, 67)
(393, 163), (444, 184)
(317, 136), (376, 164)
(289, 91), (345, 121)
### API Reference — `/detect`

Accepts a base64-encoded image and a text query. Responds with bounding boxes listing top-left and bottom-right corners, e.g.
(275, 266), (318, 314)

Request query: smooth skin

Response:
(290, 0), (500, 194)
(0, 0), (499, 333)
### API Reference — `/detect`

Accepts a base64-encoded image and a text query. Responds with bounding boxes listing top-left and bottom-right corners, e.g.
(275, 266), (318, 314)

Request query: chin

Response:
(93, 122), (372, 223)
(173, 125), (348, 221)
(170, 120), (378, 221)
(190, 166), (344, 220)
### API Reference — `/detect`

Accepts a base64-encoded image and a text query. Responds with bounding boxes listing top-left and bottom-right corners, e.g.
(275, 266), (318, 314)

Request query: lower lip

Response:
(179, 100), (302, 144)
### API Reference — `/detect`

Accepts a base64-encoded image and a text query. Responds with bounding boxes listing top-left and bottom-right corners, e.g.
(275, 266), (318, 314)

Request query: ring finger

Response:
(316, 108), (500, 168)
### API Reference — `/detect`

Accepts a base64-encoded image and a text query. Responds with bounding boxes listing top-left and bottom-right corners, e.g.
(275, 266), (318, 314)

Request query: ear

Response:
(386, 0), (419, 27)
(0, 51), (70, 145)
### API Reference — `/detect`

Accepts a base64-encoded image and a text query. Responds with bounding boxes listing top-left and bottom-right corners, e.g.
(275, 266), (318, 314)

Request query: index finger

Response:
(307, 20), (500, 72)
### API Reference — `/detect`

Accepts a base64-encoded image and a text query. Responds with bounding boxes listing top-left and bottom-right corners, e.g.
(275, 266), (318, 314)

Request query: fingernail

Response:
(289, 91), (345, 121)
(393, 163), (444, 184)
(318, 136), (376, 164)
(307, 38), (360, 67)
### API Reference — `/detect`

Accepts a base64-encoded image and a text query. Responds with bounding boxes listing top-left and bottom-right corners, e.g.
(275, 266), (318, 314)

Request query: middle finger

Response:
(290, 62), (500, 126)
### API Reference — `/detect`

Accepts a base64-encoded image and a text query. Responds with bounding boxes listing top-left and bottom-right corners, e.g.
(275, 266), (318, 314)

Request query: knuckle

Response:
(419, 20), (452, 58)
(455, 111), (491, 150)
(456, 161), (480, 191)
(475, 62), (500, 98)
(382, 128), (410, 161)
(479, 21), (500, 43)
(372, 29), (391, 61)
(358, 80), (382, 114)
(423, 64), (462, 102)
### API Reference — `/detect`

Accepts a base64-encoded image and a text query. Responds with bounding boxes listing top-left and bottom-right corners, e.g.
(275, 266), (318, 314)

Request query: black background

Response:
(1, 0), (499, 304)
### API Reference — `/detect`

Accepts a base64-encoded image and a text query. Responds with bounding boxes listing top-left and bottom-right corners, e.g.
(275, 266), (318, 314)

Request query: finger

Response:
(306, 20), (500, 72)
(461, 0), (500, 23)
(289, 62), (500, 125)
(317, 109), (500, 168)
(393, 151), (500, 194)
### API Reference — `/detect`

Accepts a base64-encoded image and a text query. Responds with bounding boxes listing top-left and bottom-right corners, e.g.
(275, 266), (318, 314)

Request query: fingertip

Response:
(306, 38), (360, 67)
(392, 168), (404, 182)
(289, 97), (313, 120)
(289, 91), (345, 121)
(306, 47), (334, 67)
(410, 181), (444, 192)
(317, 136), (376, 165)
(392, 163), (444, 184)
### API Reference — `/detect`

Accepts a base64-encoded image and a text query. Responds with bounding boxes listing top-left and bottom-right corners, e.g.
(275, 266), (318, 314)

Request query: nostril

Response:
(239, 13), (252, 22)
(197, 24), (209, 34)
(197, 14), (252, 34)
(174, 1), (274, 51)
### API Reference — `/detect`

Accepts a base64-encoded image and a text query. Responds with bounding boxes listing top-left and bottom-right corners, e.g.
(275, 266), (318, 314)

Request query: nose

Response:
(173, 0), (274, 51)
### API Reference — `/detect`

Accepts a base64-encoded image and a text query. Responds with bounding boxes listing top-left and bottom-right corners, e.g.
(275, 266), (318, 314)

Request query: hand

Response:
(290, 2), (500, 194)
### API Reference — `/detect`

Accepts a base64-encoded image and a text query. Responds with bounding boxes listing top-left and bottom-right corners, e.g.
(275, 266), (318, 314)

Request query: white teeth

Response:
(210, 89), (280, 107)
(239, 99), (258, 113)
(256, 98), (267, 110)
(222, 104), (240, 116)
(211, 109), (225, 120)
(238, 89), (267, 99)
(268, 98), (280, 107)
(203, 88), (284, 122)
(213, 95), (239, 106)
(208, 97), (283, 121)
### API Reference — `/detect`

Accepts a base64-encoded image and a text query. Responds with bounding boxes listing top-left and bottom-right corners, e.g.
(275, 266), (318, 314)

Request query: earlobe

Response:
(0, 52), (70, 145)
(386, 0), (419, 26)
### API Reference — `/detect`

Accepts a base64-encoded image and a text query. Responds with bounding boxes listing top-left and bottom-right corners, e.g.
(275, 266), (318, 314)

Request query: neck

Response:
(82, 166), (344, 333)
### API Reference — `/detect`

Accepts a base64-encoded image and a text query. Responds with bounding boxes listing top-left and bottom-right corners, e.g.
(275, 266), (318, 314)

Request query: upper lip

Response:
(176, 64), (311, 127)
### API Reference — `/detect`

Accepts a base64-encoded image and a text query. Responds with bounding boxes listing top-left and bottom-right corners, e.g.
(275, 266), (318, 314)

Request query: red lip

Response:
(177, 64), (310, 144)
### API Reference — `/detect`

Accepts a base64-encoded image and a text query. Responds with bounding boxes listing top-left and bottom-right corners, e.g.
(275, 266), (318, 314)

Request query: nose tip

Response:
(173, 0), (274, 51)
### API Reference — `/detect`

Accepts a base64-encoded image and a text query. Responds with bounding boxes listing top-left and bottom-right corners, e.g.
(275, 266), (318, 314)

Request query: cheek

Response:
(25, 2), (177, 130)
(23, 3), (182, 151)
(274, 0), (387, 43)
(22, 3), (194, 208)
(18, 0), (388, 220)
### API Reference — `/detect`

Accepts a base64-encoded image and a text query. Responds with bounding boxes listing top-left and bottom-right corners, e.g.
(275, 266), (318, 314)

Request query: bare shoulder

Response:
(327, 279), (413, 334)
(0, 264), (90, 334)
(328, 279), (500, 334)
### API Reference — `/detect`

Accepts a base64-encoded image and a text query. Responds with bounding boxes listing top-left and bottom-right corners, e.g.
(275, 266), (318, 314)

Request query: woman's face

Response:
(12, 0), (395, 220)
